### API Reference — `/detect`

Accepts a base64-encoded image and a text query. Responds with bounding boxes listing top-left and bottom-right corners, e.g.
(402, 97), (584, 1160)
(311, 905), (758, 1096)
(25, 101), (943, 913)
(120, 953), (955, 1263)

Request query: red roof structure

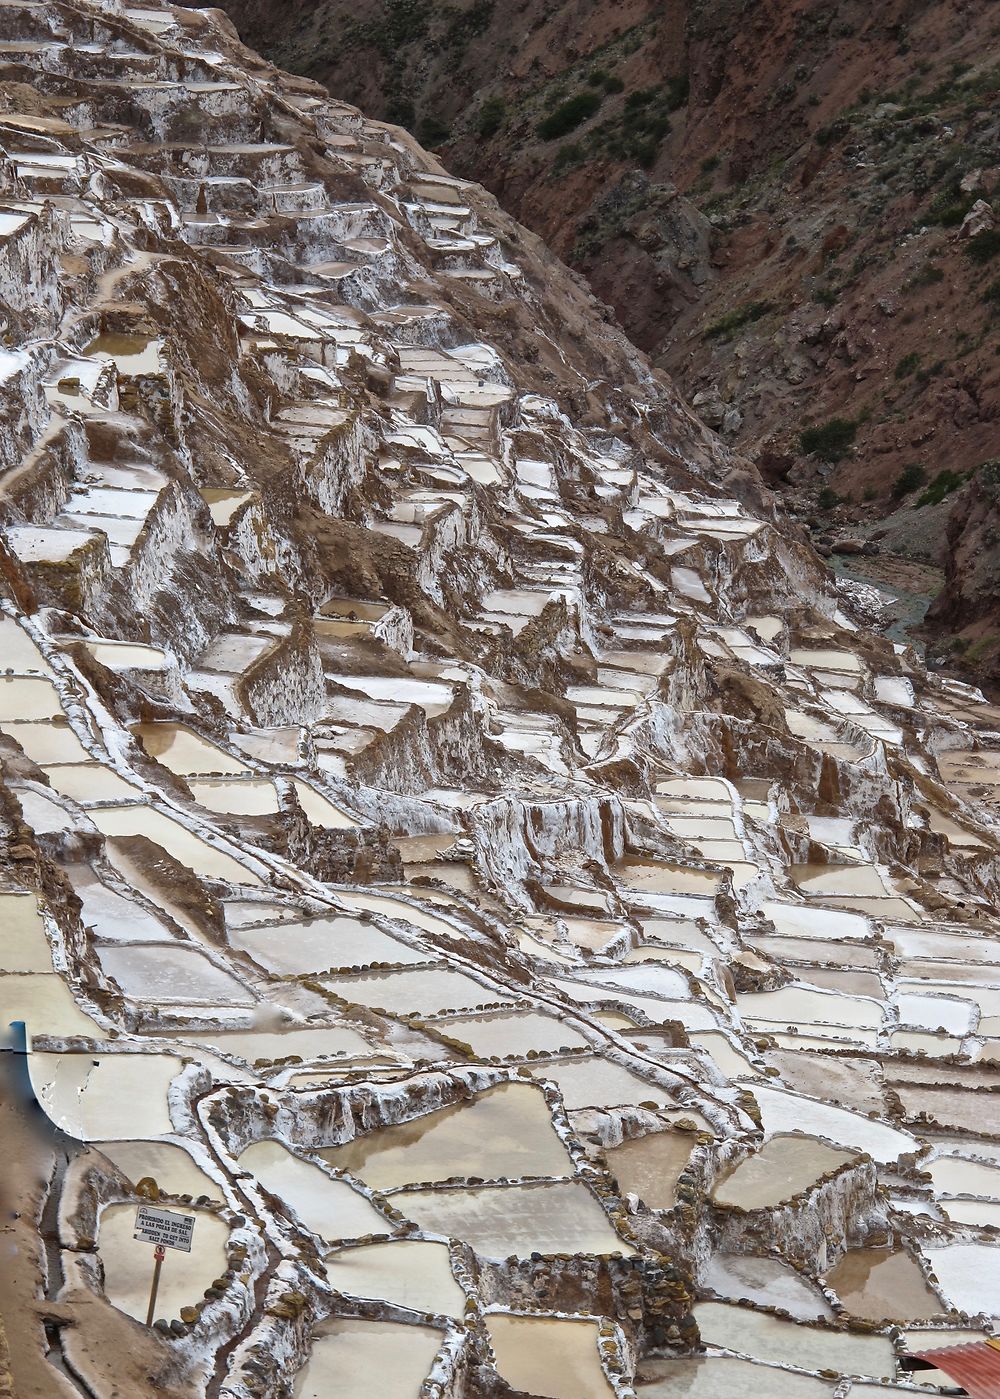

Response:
(911, 1340), (1000, 1399)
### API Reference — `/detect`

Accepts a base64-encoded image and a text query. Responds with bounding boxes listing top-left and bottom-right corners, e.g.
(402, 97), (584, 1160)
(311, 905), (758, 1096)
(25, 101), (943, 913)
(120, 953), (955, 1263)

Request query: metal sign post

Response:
(146, 1244), (165, 1326)
(133, 1204), (196, 1328)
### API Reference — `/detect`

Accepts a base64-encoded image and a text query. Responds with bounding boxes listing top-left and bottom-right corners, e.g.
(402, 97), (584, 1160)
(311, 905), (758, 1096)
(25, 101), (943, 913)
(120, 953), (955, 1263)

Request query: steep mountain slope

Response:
(191, 0), (1000, 681)
(7, 4), (1000, 1399)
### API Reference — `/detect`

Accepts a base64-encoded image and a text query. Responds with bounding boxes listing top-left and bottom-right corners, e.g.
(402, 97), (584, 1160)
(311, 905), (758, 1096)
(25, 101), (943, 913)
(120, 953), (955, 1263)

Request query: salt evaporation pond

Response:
(293, 1319), (444, 1399)
(604, 1131), (693, 1211)
(485, 1313), (613, 1399)
(95, 1139), (221, 1200)
(434, 1009), (589, 1057)
(324, 1240), (466, 1316)
(99, 1202), (228, 1323)
(395, 1179), (634, 1259)
(637, 1355), (836, 1397)
(239, 1140), (390, 1241)
(319, 1083), (571, 1187)
(701, 1254), (832, 1320)
(97, 944), (255, 1004)
(132, 722), (250, 776)
(29, 1052), (180, 1138)
(824, 1248), (942, 1322)
(692, 1301), (896, 1377)
(229, 914), (427, 973)
(712, 1134), (857, 1209)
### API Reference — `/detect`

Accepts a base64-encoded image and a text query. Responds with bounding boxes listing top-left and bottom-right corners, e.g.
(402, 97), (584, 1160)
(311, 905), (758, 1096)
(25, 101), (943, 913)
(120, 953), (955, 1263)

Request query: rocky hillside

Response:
(192, 0), (1000, 682)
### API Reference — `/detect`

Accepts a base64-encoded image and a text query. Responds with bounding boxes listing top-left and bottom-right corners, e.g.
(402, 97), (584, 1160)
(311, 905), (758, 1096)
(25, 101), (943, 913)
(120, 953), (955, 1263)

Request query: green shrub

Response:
(892, 462), (926, 498)
(587, 68), (608, 86)
(701, 154), (720, 174)
(418, 114), (450, 147)
(665, 73), (690, 109)
(703, 300), (773, 341)
(799, 417), (858, 461)
(983, 278), (1000, 305)
(625, 87), (657, 111)
(817, 487), (841, 510)
(909, 261), (945, 288)
(917, 468), (965, 506)
(965, 228), (1000, 264)
(477, 94), (505, 138)
(553, 141), (584, 173)
(537, 90), (602, 140)
(895, 351), (921, 379)
(603, 74), (624, 93)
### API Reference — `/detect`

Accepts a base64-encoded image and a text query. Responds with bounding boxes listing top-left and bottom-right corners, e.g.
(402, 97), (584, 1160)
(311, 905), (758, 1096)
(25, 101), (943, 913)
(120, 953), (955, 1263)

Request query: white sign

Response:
(134, 1204), (195, 1253)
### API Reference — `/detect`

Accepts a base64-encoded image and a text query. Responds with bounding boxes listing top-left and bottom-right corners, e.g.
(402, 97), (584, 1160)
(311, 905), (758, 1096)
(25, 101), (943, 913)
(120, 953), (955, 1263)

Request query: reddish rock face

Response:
(199, 0), (1000, 682)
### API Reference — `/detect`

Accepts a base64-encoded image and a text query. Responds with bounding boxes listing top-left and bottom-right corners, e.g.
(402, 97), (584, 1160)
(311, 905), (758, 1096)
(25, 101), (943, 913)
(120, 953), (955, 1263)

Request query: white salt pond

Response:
(238, 1140), (390, 1241)
(29, 1052), (180, 1139)
(0, 676), (64, 720)
(96, 944), (255, 1005)
(324, 1239), (465, 1316)
(0, 893), (51, 972)
(702, 1253), (832, 1321)
(99, 1202), (228, 1323)
(637, 1355), (835, 1397)
(229, 915), (426, 973)
(434, 1010), (589, 1058)
(712, 1134), (857, 1209)
(1, 972), (105, 1041)
(43, 763), (138, 802)
(531, 1056), (676, 1110)
(1, 720), (92, 764)
(319, 1083), (571, 1187)
(396, 1179), (634, 1259)
(924, 1244), (1000, 1314)
(293, 1319), (443, 1399)
(324, 965), (505, 1015)
(693, 1301), (895, 1377)
(132, 722), (251, 776)
(94, 1139), (221, 1200)
(89, 805), (263, 886)
(744, 1084), (918, 1162)
(486, 1314), (613, 1399)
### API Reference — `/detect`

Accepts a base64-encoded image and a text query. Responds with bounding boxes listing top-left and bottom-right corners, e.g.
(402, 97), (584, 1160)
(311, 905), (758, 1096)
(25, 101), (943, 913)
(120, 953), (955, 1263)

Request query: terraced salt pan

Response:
(604, 1131), (693, 1211)
(434, 1009), (589, 1057)
(132, 722), (251, 776)
(712, 1134), (858, 1209)
(1, 972), (105, 1041)
(616, 860), (721, 895)
(532, 1055), (677, 1110)
(485, 1314), (613, 1399)
(96, 943), (255, 1005)
(292, 779), (358, 828)
(396, 1179), (634, 1259)
(89, 805), (263, 886)
(95, 1139), (221, 1200)
(238, 1140), (389, 1241)
(737, 985), (883, 1030)
(325, 1240), (465, 1316)
(692, 1301), (895, 1377)
(745, 1084), (918, 1162)
(43, 763), (138, 802)
(319, 1083), (571, 1187)
(292, 1319), (443, 1399)
(99, 1203), (228, 1324)
(637, 1354), (835, 1396)
(336, 890), (469, 940)
(925, 1243), (1000, 1313)
(702, 1254), (833, 1321)
(824, 1249), (942, 1322)
(929, 1156), (1000, 1196)
(230, 914), (427, 973)
(324, 965), (503, 1015)
(0, 893), (51, 972)
(0, 676), (64, 720)
(29, 1052), (180, 1139)
(187, 778), (280, 815)
(182, 1023), (373, 1063)
(0, 720), (92, 764)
